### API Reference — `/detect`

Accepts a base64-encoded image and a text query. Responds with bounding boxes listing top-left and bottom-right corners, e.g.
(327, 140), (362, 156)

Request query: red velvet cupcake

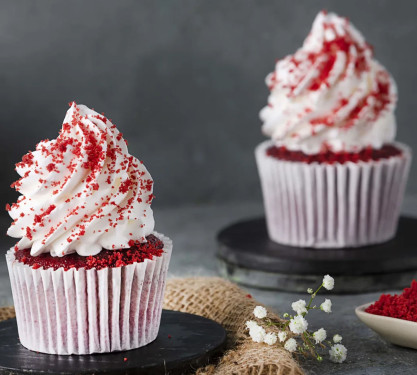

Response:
(6, 103), (172, 354)
(256, 11), (411, 248)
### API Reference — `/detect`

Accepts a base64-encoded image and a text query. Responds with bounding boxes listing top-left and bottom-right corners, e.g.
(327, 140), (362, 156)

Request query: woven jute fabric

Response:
(163, 277), (304, 375)
(0, 277), (303, 375)
(0, 306), (15, 322)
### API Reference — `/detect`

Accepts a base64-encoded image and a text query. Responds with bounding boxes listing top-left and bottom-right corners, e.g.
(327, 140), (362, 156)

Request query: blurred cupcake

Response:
(256, 11), (411, 248)
(6, 102), (172, 354)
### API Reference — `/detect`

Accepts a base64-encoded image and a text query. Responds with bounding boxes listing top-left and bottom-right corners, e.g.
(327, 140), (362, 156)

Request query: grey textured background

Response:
(1, 0), (416, 218)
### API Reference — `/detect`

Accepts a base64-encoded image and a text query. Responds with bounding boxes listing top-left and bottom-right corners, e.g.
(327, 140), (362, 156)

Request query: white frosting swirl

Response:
(7, 103), (155, 257)
(260, 11), (397, 154)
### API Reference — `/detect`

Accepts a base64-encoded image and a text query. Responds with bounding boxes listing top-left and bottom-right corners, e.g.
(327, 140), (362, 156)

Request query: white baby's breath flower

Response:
(320, 299), (332, 313)
(291, 299), (307, 315)
(289, 315), (308, 334)
(307, 288), (313, 294)
(284, 338), (297, 353)
(333, 334), (342, 343)
(313, 328), (327, 344)
(322, 275), (334, 290)
(278, 331), (287, 342)
(264, 332), (277, 345)
(245, 320), (259, 331)
(329, 344), (347, 363)
(253, 305), (267, 319)
(249, 325), (266, 343)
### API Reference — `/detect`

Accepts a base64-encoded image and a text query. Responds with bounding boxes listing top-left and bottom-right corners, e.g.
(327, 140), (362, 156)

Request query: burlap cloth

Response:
(0, 277), (303, 375)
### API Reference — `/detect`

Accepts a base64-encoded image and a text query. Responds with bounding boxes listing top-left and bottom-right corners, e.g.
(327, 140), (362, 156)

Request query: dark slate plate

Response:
(0, 310), (226, 375)
(217, 216), (417, 293)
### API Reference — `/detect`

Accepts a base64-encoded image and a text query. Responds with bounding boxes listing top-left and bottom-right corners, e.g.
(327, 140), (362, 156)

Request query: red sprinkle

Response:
(119, 179), (133, 193)
(46, 163), (56, 172)
(266, 144), (402, 165)
(26, 227), (33, 240)
(14, 235), (164, 271)
(366, 280), (417, 322)
(34, 205), (56, 225)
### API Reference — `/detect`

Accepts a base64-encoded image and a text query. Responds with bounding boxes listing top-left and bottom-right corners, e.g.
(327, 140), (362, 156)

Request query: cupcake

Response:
(5, 102), (172, 354)
(256, 11), (411, 248)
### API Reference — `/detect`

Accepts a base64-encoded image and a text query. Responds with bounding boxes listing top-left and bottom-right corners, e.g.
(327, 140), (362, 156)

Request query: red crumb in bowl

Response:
(266, 144), (402, 164)
(14, 234), (164, 271)
(365, 280), (417, 322)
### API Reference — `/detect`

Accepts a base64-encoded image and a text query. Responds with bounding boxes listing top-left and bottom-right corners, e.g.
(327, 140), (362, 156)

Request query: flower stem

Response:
(303, 331), (319, 359)
(305, 283), (323, 313)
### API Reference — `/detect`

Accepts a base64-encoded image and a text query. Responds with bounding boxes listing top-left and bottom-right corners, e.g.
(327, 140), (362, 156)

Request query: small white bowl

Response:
(356, 303), (417, 349)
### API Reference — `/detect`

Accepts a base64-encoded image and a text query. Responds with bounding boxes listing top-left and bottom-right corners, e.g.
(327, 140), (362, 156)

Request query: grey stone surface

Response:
(2, 198), (417, 373)
(1, 0), (417, 211)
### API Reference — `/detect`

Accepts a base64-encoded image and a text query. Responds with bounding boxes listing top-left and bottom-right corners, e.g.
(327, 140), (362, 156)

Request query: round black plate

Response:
(217, 216), (417, 293)
(0, 310), (226, 375)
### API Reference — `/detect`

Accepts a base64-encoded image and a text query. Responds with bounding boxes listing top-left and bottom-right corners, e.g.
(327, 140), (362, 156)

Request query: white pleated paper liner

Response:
(255, 140), (412, 248)
(6, 232), (172, 355)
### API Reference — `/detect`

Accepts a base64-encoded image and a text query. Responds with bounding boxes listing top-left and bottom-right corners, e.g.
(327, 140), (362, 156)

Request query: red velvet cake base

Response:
(256, 140), (411, 248)
(6, 232), (173, 355)
(14, 234), (164, 271)
(266, 144), (402, 164)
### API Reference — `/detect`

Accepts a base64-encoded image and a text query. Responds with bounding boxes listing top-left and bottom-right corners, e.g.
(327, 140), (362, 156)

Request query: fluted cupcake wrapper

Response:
(6, 232), (172, 355)
(255, 141), (412, 248)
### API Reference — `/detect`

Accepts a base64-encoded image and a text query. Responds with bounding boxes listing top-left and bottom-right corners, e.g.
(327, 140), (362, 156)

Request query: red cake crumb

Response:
(33, 205), (56, 225)
(14, 234), (164, 271)
(266, 144), (402, 165)
(365, 280), (417, 322)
